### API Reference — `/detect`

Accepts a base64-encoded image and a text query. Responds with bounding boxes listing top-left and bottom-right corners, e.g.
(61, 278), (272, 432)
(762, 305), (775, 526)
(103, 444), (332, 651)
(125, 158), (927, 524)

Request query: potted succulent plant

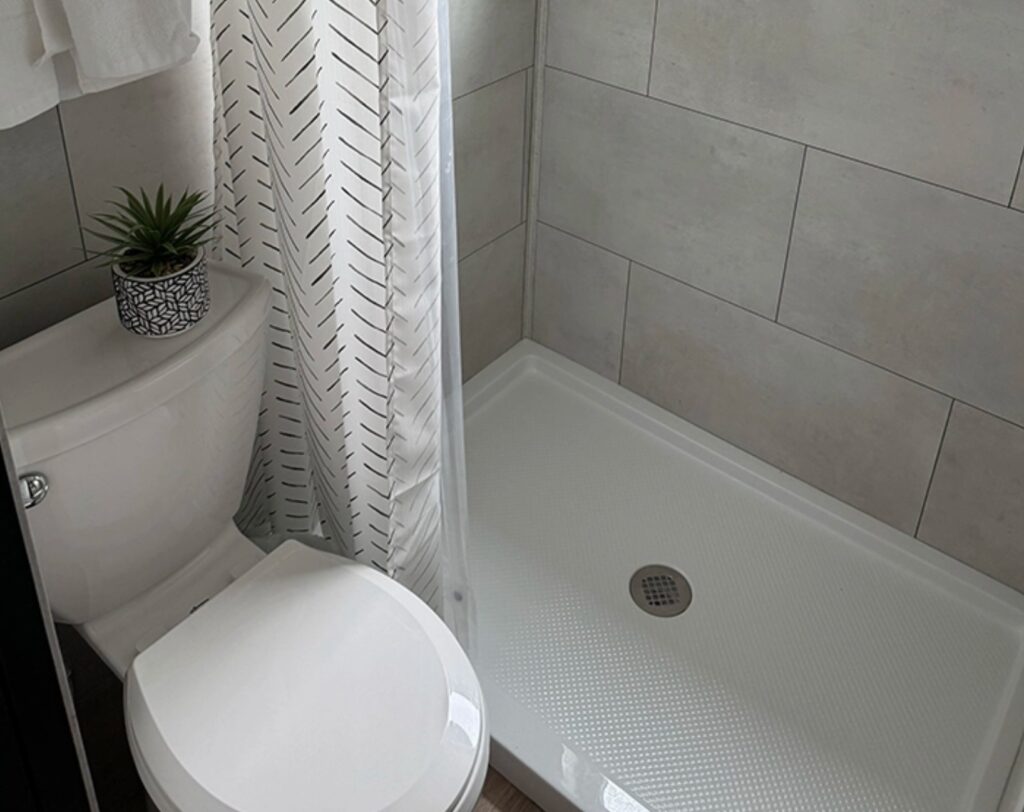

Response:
(86, 186), (216, 338)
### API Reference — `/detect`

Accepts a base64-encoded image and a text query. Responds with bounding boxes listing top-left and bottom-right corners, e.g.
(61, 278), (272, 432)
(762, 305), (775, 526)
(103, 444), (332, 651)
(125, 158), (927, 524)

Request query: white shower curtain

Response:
(210, 0), (472, 642)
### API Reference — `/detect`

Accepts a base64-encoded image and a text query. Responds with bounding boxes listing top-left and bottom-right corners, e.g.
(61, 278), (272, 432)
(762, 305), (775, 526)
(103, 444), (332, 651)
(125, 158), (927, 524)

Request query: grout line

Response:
(549, 64), (804, 147)
(521, 68), (533, 225)
(457, 220), (526, 264)
(774, 146), (807, 321)
(640, 259), (803, 321)
(537, 220), (771, 318)
(518, 216), (530, 344)
(535, 220), (1024, 434)
(0, 258), (98, 303)
(538, 219), (633, 263)
(953, 400), (1024, 433)
(914, 399), (955, 538)
(452, 66), (531, 103)
(521, 0), (549, 339)
(546, 65), (1023, 211)
(617, 262), (633, 384)
(56, 107), (88, 261)
(645, 0), (660, 96)
(1008, 142), (1024, 207)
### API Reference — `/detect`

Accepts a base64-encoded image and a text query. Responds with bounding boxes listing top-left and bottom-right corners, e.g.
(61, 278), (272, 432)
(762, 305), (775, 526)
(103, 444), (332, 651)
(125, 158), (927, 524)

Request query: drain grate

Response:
(630, 565), (692, 617)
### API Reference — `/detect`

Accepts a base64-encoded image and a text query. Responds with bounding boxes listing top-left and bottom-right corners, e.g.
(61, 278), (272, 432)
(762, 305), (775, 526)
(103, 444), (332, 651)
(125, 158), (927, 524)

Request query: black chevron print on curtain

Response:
(210, 0), (454, 613)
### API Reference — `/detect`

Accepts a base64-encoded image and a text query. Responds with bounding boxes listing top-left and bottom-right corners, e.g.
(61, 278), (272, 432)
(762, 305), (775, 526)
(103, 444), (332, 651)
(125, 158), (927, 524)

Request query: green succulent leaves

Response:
(86, 185), (216, 279)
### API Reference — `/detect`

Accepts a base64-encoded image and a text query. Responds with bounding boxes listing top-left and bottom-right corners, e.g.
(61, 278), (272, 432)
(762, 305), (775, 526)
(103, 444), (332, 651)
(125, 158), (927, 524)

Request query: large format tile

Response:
(533, 224), (629, 380)
(649, 0), (1024, 201)
(621, 266), (951, 532)
(1013, 158), (1024, 210)
(0, 260), (111, 350)
(918, 404), (1024, 593)
(60, 46), (215, 250)
(0, 110), (84, 297)
(539, 70), (802, 317)
(547, 0), (657, 93)
(459, 225), (525, 380)
(450, 0), (535, 99)
(780, 151), (1024, 426)
(454, 72), (527, 259)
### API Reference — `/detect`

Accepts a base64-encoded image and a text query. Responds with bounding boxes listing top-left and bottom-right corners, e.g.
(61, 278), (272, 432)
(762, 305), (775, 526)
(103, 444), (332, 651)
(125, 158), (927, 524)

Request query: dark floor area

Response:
(57, 625), (147, 811)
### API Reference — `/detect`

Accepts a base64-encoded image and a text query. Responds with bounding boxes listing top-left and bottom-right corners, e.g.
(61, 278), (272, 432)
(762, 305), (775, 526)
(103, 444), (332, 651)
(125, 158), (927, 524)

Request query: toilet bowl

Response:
(0, 264), (487, 811)
(127, 539), (488, 812)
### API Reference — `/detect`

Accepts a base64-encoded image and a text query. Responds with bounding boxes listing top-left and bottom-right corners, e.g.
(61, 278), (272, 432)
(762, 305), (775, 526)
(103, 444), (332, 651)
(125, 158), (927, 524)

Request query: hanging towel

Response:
(0, 0), (198, 129)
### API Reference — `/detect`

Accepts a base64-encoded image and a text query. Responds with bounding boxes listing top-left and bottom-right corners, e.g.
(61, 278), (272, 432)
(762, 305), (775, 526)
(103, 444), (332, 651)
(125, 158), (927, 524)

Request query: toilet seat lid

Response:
(125, 540), (484, 812)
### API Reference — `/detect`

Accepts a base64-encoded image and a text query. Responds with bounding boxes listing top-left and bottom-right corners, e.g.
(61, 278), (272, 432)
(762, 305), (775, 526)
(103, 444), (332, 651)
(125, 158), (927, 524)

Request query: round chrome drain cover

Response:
(630, 565), (692, 617)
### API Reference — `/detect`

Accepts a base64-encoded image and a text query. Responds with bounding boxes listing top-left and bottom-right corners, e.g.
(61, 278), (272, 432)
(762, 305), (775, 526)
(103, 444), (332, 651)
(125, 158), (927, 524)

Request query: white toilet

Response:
(0, 264), (488, 811)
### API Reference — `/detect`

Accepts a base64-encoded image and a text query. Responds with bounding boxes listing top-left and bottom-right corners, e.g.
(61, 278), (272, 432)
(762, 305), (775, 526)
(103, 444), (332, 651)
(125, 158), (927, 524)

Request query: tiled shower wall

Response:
(452, 0), (536, 378)
(529, 1), (1024, 591)
(0, 0), (536, 370)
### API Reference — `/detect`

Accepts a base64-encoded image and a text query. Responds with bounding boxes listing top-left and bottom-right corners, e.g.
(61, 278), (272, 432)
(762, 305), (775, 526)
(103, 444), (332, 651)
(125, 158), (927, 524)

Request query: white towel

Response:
(0, 0), (198, 129)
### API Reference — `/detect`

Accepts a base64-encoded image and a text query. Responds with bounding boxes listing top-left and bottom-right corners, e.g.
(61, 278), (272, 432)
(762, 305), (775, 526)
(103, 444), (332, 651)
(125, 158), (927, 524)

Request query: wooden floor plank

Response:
(473, 767), (542, 812)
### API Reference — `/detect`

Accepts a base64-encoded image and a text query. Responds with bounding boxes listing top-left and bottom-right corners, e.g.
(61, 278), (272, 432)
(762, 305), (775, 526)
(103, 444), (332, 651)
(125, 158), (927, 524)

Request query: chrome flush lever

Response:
(19, 473), (48, 509)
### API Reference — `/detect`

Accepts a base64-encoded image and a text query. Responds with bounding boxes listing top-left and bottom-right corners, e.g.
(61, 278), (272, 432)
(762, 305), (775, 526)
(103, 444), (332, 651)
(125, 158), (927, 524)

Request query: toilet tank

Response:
(0, 265), (270, 624)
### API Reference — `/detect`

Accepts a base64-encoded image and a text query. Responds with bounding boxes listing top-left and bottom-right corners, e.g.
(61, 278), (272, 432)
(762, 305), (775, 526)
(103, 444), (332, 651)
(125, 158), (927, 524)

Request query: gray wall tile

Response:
(0, 111), (84, 297)
(459, 225), (525, 380)
(533, 224), (629, 380)
(0, 260), (112, 350)
(454, 71), (527, 259)
(0, 23), (214, 342)
(60, 53), (215, 252)
(649, 0), (1024, 201)
(918, 404), (1024, 593)
(621, 266), (951, 532)
(547, 0), (656, 93)
(450, 0), (535, 99)
(780, 151), (1024, 427)
(539, 69), (802, 316)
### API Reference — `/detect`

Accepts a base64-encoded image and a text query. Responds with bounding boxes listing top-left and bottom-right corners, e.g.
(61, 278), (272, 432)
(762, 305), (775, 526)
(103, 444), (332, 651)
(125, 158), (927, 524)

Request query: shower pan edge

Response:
(465, 340), (1024, 812)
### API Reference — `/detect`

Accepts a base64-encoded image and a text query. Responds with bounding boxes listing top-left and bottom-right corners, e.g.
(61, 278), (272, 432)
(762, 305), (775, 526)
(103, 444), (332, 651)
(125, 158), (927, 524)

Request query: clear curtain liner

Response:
(436, 0), (476, 655)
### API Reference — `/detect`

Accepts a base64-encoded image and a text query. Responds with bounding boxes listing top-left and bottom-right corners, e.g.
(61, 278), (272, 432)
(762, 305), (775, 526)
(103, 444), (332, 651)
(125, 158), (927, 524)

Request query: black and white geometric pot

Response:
(111, 249), (211, 338)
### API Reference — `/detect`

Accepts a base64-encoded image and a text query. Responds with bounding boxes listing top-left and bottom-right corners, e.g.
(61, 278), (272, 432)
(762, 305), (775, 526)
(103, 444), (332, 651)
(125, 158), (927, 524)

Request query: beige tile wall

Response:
(533, 0), (1024, 591)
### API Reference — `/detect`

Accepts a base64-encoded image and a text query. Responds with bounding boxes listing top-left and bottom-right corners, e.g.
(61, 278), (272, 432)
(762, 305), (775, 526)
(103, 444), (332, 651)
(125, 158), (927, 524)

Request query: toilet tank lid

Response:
(0, 264), (269, 465)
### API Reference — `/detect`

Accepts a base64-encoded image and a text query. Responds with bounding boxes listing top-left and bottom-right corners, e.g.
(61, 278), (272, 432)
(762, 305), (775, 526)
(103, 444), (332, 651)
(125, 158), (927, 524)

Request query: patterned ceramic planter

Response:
(111, 250), (211, 338)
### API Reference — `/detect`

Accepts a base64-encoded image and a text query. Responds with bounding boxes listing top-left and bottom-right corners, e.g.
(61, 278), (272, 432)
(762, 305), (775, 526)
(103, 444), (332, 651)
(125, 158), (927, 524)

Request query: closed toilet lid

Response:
(125, 540), (484, 812)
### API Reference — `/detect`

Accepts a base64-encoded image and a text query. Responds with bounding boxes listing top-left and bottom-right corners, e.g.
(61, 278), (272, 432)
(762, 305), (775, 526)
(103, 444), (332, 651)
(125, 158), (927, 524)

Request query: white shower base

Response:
(464, 342), (1024, 812)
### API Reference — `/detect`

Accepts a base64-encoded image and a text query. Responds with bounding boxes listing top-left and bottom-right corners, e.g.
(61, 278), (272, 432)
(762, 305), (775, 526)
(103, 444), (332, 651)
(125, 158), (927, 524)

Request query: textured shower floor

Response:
(464, 341), (1024, 812)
